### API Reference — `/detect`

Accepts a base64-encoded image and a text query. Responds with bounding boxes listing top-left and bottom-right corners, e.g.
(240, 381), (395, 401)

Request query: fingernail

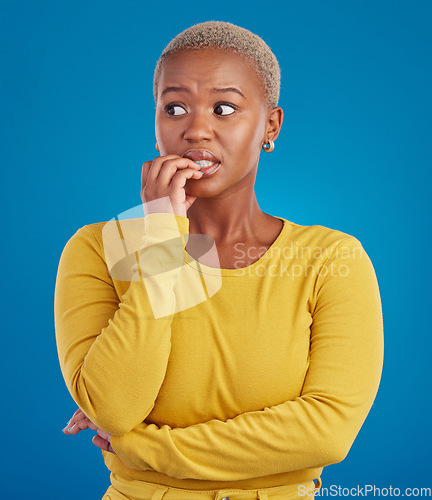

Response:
(199, 171), (204, 174)
(196, 162), (202, 166)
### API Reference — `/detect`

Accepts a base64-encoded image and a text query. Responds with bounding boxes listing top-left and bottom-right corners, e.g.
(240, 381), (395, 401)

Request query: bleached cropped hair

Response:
(153, 21), (281, 109)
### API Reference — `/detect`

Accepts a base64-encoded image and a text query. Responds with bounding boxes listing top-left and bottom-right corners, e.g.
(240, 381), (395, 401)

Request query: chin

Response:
(185, 181), (221, 199)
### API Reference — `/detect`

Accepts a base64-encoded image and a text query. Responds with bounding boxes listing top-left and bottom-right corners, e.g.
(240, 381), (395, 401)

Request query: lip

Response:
(182, 149), (220, 163)
(199, 162), (221, 178)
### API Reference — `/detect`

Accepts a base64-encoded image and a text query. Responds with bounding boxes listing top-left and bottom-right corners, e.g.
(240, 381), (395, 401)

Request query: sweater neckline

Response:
(183, 217), (292, 277)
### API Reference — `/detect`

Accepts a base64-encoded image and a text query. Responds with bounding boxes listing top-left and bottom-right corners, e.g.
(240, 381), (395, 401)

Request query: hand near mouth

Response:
(140, 154), (204, 217)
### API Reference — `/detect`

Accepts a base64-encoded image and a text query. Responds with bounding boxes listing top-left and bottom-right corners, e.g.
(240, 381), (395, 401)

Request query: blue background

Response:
(1, 0), (430, 497)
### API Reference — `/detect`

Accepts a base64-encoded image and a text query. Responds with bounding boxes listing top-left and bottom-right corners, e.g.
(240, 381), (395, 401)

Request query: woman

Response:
(55, 21), (384, 500)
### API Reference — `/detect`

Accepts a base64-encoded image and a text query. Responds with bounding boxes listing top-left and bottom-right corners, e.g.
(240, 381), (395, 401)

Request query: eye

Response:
(214, 103), (236, 116)
(165, 104), (187, 116)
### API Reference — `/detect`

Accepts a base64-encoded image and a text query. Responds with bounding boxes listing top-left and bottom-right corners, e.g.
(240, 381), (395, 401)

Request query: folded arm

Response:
(110, 237), (384, 480)
(55, 212), (190, 436)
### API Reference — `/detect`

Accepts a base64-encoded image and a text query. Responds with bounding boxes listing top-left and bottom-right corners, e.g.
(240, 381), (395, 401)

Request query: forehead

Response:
(158, 48), (266, 100)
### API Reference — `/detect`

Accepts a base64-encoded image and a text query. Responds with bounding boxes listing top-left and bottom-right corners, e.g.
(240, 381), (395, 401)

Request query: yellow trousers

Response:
(102, 473), (322, 500)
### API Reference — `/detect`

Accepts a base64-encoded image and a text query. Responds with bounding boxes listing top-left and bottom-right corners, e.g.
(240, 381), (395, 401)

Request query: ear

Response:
(264, 106), (283, 142)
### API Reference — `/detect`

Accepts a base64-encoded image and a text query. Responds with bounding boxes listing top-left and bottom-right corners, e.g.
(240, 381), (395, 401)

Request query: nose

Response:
(183, 107), (214, 143)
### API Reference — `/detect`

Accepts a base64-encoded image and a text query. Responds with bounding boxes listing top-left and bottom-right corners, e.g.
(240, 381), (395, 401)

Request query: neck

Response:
(186, 189), (267, 244)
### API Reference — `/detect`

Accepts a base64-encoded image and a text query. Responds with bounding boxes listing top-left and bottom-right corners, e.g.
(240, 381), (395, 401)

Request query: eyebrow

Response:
(161, 86), (246, 99)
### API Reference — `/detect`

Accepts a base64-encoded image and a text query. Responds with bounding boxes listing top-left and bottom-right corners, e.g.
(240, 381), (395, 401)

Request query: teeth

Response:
(195, 160), (218, 168)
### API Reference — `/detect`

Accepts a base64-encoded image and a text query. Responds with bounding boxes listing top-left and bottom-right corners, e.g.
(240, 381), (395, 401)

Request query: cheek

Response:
(225, 119), (252, 142)
(155, 116), (178, 144)
(228, 121), (264, 159)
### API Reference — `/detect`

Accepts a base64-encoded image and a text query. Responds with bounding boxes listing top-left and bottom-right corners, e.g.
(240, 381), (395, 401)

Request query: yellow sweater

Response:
(54, 212), (383, 490)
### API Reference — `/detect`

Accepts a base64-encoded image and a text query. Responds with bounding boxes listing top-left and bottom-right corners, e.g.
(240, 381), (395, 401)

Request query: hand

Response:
(62, 408), (117, 455)
(141, 155), (203, 217)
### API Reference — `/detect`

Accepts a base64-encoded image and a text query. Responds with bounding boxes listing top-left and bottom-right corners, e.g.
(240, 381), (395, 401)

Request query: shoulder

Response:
(59, 218), (152, 283)
(62, 217), (147, 254)
(60, 221), (107, 258)
(278, 217), (363, 257)
(56, 222), (109, 277)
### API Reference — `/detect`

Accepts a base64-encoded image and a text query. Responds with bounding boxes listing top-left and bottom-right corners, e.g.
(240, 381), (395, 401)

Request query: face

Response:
(155, 48), (282, 199)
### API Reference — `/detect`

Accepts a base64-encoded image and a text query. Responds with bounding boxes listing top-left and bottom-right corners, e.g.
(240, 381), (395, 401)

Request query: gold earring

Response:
(155, 142), (160, 152)
(262, 140), (274, 153)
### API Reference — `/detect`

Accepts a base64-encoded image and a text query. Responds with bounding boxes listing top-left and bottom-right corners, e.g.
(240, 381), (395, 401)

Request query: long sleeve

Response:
(55, 212), (190, 436)
(110, 236), (384, 480)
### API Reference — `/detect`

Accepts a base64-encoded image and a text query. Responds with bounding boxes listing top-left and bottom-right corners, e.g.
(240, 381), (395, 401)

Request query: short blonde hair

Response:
(153, 21), (281, 109)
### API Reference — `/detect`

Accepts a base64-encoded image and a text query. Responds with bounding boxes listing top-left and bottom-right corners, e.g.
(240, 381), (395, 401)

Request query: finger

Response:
(142, 156), (185, 202)
(64, 414), (98, 434)
(184, 194), (198, 212)
(69, 408), (85, 422)
(156, 157), (202, 186)
(92, 434), (111, 452)
(141, 161), (153, 194)
(64, 417), (92, 434)
(96, 428), (111, 441)
(93, 435), (117, 455)
(63, 408), (87, 433)
(146, 155), (183, 186)
(170, 167), (204, 191)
